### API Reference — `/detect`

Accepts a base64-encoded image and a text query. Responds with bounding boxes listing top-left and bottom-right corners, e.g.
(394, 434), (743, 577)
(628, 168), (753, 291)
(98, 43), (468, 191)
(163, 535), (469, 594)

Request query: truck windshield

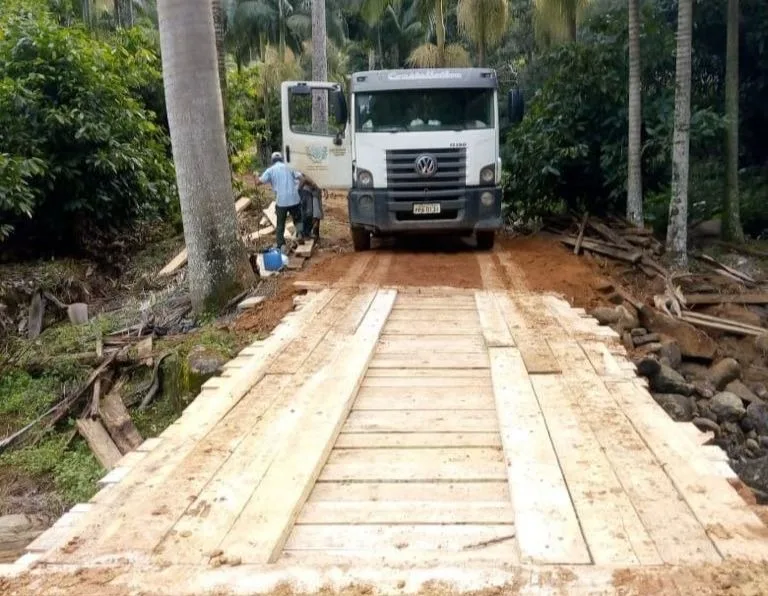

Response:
(355, 89), (494, 132)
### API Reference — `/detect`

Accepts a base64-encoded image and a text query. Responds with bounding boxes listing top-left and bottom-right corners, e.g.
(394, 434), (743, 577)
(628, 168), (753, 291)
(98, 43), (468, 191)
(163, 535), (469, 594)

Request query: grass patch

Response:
(0, 432), (103, 506)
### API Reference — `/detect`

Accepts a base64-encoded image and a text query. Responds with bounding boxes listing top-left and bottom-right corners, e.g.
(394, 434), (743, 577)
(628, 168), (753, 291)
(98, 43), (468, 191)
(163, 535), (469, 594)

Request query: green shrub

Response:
(0, 0), (176, 250)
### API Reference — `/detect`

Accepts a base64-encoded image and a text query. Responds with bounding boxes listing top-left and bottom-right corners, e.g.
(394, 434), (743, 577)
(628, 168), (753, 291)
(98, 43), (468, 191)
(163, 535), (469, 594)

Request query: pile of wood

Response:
(553, 214), (768, 339)
(157, 197), (316, 279)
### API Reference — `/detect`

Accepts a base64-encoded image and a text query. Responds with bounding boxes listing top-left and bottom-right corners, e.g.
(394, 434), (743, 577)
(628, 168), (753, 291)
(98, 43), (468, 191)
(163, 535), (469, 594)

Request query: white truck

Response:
(280, 68), (523, 251)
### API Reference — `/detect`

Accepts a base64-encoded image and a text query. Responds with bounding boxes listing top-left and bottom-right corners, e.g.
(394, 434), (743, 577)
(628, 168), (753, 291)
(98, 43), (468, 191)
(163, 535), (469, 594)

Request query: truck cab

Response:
(280, 68), (522, 251)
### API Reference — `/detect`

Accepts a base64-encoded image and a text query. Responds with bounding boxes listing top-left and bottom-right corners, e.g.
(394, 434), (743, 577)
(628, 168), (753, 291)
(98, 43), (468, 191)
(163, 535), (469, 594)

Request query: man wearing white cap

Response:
(256, 152), (316, 251)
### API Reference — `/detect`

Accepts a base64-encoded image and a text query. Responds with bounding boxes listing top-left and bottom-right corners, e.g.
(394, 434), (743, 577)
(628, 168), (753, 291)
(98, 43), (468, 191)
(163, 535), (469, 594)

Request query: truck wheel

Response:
(351, 227), (371, 251)
(476, 231), (495, 250)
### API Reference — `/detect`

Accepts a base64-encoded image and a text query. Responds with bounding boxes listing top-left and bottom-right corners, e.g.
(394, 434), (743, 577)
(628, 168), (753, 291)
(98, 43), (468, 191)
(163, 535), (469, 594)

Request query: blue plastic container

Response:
(262, 248), (283, 271)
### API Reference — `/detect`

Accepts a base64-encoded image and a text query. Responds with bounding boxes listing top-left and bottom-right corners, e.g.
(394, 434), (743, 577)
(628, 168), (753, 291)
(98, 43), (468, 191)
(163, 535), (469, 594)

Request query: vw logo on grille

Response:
(414, 154), (438, 177)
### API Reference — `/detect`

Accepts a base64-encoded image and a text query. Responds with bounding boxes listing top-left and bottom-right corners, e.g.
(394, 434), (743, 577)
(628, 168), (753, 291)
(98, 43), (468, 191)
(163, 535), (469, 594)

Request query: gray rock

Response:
(187, 345), (227, 377)
(746, 438), (760, 452)
(724, 380), (761, 404)
(731, 455), (768, 496)
(759, 436), (768, 449)
(616, 305), (640, 331)
(678, 362), (710, 380)
(658, 339), (682, 369)
(650, 364), (694, 396)
(747, 430), (758, 440)
(652, 393), (695, 422)
(636, 342), (664, 355)
(707, 358), (741, 390)
(755, 333), (768, 357)
(631, 328), (648, 337)
(639, 308), (717, 360)
(621, 331), (633, 351)
(634, 356), (661, 378)
(692, 380), (716, 400)
(591, 307), (621, 325)
(745, 401), (768, 436)
(751, 383), (768, 400)
(697, 400), (718, 423)
(721, 421), (745, 442)
(692, 417), (720, 436)
(710, 392), (746, 422)
(633, 333), (661, 346)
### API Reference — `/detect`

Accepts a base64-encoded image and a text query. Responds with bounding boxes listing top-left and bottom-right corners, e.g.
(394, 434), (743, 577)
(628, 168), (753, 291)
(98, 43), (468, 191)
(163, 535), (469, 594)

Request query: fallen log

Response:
(684, 292), (768, 306)
(588, 220), (634, 250)
(696, 254), (756, 285)
(99, 378), (143, 454)
(76, 417), (122, 469)
(559, 236), (643, 264)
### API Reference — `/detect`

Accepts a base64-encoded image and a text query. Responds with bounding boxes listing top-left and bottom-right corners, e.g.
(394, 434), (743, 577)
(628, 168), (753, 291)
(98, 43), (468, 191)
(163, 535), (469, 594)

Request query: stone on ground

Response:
(639, 307), (717, 360)
(725, 380), (761, 405)
(650, 364), (694, 396)
(707, 358), (742, 390)
(745, 401), (768, 436)
(710, 392), (746, 423)
(652, 393), (695, 422)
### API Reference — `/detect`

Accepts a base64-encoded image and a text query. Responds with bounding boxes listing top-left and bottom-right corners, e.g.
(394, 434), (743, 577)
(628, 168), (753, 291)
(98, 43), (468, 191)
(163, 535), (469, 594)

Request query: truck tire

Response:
(476, 231), (495, 250)
(351, 226), (371, 251)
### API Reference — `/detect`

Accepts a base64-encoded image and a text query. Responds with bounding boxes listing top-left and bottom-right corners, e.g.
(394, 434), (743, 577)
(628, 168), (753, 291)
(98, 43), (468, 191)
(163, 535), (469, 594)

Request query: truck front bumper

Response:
(347, 188), (503, 235)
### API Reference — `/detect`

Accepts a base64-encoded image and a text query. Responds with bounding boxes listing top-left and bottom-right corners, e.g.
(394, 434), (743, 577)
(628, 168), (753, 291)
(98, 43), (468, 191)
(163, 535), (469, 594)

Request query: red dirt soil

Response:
(500, 234), (605, 308)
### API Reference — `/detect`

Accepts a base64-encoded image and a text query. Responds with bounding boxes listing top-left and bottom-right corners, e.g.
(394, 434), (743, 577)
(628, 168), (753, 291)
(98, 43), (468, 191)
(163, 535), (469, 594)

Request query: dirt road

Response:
(3, 201), (768, 595)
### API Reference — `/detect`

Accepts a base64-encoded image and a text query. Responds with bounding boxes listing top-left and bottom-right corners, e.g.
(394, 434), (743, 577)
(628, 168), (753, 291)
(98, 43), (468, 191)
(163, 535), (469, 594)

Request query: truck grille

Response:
(385, 148), (466, 201)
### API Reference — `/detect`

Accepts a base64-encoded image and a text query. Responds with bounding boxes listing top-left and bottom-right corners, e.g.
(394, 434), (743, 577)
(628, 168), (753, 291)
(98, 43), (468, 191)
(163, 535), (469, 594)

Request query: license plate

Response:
(412, 203), (441, 215)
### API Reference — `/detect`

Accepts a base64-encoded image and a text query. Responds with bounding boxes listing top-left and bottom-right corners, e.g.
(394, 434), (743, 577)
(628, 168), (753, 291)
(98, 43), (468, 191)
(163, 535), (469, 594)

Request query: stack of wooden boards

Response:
(157, 198), (315, 278)
(553, 214), (768, 338)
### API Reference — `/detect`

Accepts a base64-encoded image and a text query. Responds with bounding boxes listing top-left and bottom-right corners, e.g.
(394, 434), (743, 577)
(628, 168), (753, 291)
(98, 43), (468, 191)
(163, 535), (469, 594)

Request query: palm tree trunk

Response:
(666, 0), (693, 268)
(724, 0), (744, 242)
(436, 0), (446, 62)
(368, 47), (375, 70)
(312, 0), (329, 133)
(278, 0), (286, 60)
(156, 0), (253, 312)
(626, 0), (643, 226)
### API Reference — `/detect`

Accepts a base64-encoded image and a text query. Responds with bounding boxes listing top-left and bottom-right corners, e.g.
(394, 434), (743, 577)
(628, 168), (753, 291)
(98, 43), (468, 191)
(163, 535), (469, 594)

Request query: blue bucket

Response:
(262, 248), (283, 271)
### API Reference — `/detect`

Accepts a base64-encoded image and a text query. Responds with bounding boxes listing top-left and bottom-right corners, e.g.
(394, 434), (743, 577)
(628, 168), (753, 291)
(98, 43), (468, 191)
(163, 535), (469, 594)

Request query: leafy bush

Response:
(501, 4), (723, 221)
(0, 0), (176, 251)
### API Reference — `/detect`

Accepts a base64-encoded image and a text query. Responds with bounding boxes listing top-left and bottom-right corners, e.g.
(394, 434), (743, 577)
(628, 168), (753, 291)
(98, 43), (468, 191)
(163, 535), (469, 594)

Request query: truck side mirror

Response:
(508, 88), (524, 124)
(331, 89), (348, 125)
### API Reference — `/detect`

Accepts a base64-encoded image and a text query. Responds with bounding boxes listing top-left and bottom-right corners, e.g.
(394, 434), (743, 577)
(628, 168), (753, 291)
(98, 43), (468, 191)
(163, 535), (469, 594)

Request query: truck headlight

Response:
(480, 191), (495, 207)
(357, 169), (373, 188)
(479, 165), (495, 186)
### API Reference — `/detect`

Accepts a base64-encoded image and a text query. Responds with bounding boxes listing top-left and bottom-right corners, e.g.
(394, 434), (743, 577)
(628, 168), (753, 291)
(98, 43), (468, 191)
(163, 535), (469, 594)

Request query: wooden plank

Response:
(157, 247), (188, 277)
(608, 379), (768, 561)
(394, 296), (476, 309)
(343, 410), (498, 433)
(75, 418), (123, 470)
(680, 313), (764, 336)
(297, 502), (514, 524)
(489, 347), (590, 564)
(309, 481), (510, 502)
(368, 353), (489, 369)
(284, 524), (517, 555)
(320, 461), (505, 482)
(334, 432), (502, 449)
(220, 289), (397, 564)
(376, 335), (486, 354)
(243, 225), (275, 242)
(549, 340), (722, 564)
(99, 389), (143, 454)
(354, 390), (494, 411)
(364, 368), (490, 378)
(530, 374), (661, 565)
(518, 338), (562, 374)
(327, 446), (502, 465)
(361, 376), (490, 388)
(684, 292), (768, 305)
(294, 238), (315, 258)
(475, 291), (515, 347)
(160, 293), (380, 565)
(356, 385), (494, 401)
(387, 310), (480, 323)
(382, 321), (480, 335)
(237, 296), (265, 310)
(580, 341), (628, 378)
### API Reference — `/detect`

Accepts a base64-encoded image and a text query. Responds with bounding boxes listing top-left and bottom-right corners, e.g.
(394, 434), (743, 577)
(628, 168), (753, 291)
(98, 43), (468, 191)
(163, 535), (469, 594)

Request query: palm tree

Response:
(407, 0), (470, 67)
(723, 0), (744, 242)
(311, 0), (329, 131)
(156, 0), (253, 311)
(626, 0), (642, 226)
(533, 0), (588, 44)
(456, 0), (507, 66)
(666, 0), (693, 268)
